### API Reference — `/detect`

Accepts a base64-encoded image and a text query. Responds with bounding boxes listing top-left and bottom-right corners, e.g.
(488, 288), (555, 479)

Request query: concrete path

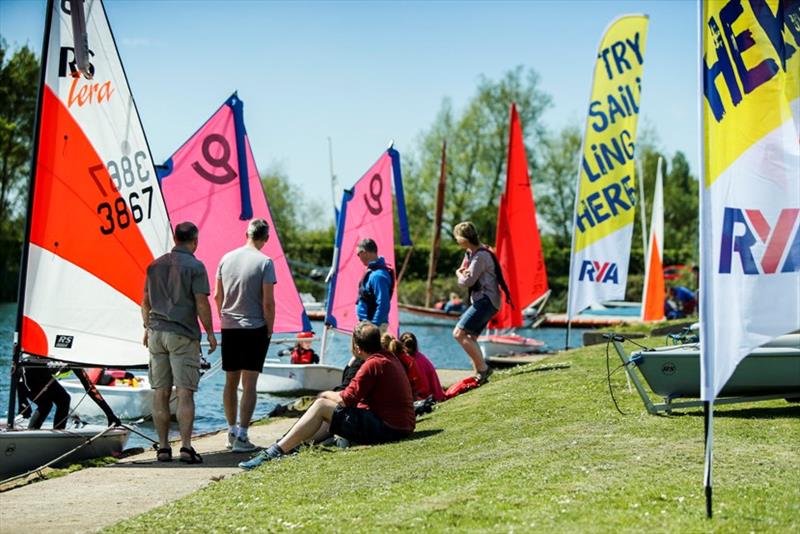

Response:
(0, 369), (471, 534)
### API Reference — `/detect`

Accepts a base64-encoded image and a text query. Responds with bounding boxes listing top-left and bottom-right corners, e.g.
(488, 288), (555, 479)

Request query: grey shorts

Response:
(148, 330), (202, 391)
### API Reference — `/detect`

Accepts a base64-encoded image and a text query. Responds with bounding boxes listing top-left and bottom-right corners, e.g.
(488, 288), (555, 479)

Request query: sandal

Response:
(156, 447), (172, 462)
(179, 446), (203, 464)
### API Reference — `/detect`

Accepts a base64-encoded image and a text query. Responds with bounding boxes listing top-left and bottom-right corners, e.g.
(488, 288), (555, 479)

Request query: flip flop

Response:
(179, 446), (203, 464)
(156, 447), (172, 462)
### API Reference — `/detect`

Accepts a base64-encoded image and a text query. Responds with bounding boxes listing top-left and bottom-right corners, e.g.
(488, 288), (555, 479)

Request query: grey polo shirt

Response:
(145, 245), (210, 340)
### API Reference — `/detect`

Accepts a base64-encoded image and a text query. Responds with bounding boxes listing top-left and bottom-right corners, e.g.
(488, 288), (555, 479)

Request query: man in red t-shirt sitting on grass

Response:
(239, 321), (415, 469)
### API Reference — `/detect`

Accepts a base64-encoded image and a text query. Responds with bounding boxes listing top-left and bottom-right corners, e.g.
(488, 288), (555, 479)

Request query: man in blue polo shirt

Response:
(355, 238), (394, 330)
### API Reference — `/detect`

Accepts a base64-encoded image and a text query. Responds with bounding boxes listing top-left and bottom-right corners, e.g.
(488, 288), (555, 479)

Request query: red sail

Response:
(489, 103), (548, 329)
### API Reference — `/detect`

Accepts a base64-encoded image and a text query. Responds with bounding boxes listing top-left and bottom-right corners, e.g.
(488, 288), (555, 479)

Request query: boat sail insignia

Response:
(2, 0), (173, 479)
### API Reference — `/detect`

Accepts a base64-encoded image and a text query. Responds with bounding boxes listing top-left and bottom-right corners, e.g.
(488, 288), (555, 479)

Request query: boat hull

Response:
(59, 378), (175, 420)
(632, 343), (800, 399)
(477, 334), (545, 358)
(255, 362), (343, 395)
(399, 304), (460, 327)
(0, 424), (129, 480)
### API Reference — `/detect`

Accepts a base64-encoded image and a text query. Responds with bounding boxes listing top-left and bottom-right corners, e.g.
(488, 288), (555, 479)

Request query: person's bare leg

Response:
(311, 421), (331, 443)
(238, 370), (260, 429)
(223, 370), (241, 428)
(175, 387), (195, 450)
(152, 387), (173, 449)
(453, 327), (488, 373)
(276, 398), (337, 452)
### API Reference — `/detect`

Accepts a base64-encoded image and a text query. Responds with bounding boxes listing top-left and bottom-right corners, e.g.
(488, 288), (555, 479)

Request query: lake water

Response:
(0, 302), (585, 449)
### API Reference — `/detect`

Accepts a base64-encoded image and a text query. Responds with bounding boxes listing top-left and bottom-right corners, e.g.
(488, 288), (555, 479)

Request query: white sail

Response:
(21, 0), (171, 367)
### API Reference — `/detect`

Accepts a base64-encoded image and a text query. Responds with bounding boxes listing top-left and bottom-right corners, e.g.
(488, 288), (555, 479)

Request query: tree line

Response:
(0, 40), (698, 308)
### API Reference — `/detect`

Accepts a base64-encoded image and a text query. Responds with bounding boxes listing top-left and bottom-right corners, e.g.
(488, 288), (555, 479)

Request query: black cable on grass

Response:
(606, 339), (629, 416)
(622, 335), (652, 351)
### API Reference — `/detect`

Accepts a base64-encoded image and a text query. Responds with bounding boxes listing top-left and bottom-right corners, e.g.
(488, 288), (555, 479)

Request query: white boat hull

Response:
(255, 362), (343, 395)
(60, 378), (176, 420)
(0, 423), (129, 480)
(477, 334), (546, 358)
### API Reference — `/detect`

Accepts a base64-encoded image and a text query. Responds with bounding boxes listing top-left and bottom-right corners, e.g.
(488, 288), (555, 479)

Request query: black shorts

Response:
(221, 326), (270, 372)
(330, 405), (411, 445)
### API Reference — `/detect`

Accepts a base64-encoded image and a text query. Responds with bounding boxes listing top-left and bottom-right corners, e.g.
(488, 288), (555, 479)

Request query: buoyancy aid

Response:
(291, 346), (319, 365)
(396, 351), (424, 397)
(445, 376), (480, 399)
(358, 261), (396, 318)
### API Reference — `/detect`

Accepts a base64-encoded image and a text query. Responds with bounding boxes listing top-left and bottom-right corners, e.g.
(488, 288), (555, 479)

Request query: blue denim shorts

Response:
(456, 296), (498, 336)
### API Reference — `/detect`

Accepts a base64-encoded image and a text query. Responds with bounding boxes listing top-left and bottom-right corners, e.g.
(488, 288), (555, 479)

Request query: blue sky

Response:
(1, 0), (697, 225)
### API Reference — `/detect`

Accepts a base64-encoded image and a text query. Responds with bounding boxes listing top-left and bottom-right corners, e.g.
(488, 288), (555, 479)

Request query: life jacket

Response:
(467, 247), (513, 308)
(445, 376), (480, 399)
(290, 346), (318, 365)
(358, 261), (396, 318)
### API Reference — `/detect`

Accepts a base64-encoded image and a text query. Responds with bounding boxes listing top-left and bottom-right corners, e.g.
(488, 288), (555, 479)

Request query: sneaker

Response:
(334, 436), (350, 449)
(476, 366), (494, 385)
(238, 444), (283, 470)
(226, 431), (236, 450)
(231, 436), (257, 453)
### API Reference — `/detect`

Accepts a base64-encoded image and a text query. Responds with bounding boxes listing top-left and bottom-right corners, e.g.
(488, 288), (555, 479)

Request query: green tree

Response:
(663, 151), (698, 260)
(535, 123), (581, 249)
(260, 165), (334, 247)
(260, 165), (302, 245)
(404, 66), (552, 244)
(0, 40), (39, 238)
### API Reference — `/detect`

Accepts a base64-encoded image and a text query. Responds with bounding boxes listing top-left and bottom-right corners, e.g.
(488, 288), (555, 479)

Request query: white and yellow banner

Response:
(700, 0), (800, 400)
(567, 15), (649, 319)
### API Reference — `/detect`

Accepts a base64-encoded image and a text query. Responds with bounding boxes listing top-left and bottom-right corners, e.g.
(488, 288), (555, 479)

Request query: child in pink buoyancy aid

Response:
(399, 332), (446, 402)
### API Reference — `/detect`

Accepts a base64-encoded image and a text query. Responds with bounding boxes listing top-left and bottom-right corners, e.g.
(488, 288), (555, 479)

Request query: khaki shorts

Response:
(148, 330), (202, 391)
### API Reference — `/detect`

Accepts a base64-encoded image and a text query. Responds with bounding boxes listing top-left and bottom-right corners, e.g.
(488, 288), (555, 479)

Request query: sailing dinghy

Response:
(477, 104), (548, 357)
(2, 0), (173, 479)
(610, 333), (800, 414)
(157, 94), (334, 396)
(59, 374), (176, 420)
(321, 146), (412, 345)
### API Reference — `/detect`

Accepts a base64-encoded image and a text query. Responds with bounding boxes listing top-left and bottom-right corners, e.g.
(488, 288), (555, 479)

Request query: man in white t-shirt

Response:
(214, 219), (276, 452)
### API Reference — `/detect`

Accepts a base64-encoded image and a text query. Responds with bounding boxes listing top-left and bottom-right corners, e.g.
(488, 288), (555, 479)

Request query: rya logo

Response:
(578, 260), (619, 284)
(719, 207), (800, 275)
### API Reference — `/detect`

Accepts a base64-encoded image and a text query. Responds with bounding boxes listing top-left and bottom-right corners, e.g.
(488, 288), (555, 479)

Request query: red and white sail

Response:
(158, 94), (311, 334)
(21, 0), (171, 367)
(641, 157), (664, 321)
(489, 103), (548, 330)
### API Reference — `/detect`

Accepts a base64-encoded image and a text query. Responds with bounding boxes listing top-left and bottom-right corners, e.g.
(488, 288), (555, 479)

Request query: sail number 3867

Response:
(96, 188), (153, 235)
(89, 151), (154, 235)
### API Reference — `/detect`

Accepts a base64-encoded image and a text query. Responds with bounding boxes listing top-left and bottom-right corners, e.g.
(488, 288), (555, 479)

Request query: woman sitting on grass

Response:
(400, 332), (446, 402)
(239, 321), (415, 470)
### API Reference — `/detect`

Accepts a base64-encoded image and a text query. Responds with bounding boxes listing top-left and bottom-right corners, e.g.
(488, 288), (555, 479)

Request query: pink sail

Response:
(326, 151), (401, 335)
(159, 93), (310, 334)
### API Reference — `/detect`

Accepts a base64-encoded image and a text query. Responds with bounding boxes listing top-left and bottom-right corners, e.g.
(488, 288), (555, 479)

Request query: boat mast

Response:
(637, 157), (648, 266)
(425, 140), (447, 308)
(7, 0), (56, 428)
(328, 136), (338, 224)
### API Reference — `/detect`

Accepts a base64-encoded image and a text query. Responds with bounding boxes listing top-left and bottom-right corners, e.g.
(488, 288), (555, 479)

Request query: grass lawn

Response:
(107, 336), (800, 532)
